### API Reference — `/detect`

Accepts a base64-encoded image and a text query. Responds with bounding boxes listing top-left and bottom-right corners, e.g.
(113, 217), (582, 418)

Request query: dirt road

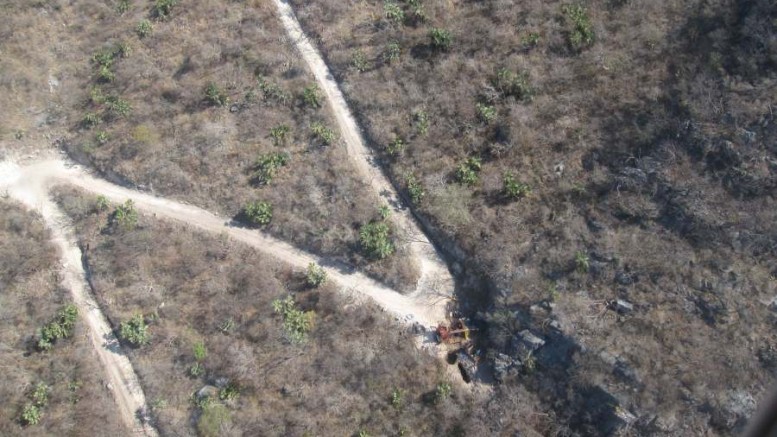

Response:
(271, 0), (454, 301)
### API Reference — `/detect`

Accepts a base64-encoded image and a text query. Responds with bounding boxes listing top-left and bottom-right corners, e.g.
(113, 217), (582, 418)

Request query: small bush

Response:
(272, 295), (315, 344)
(37, 304), (78, 351)
(434, 382), (452, 404)
(189, 341), (207, 377)
(82, 112), (102, 129)
(391, 388), (404, 410)
(384, 2), (404, 24)
(413, 109), (430, 135)
(204, 82), (229, 107)
(405, 174), (425, 204)
(575, 251), (589, 273)
(154, 0), (178, 20)
(492, 68), (534, 102)
(562, 4), (595, 50)
(257, 77), (290, 104)
(244, 200), (272, 225)
(503, 172), (531, 199)
(95, 130), (109, 145)
(378, 204), (392, 220)
(97, 64), (115, 82)
(476, 103), (497, 124)
(20, 404), (41, 426)
(114, 199), (138, 230)
(219, 383), (240, 401)
(136, 19), (153, 38)
(384, 41), (401, 63)
(428, 28), (453, 51)
(32, 383), (49, 407)
(120, 314), (150, 347)
(385, 137), (405, 156)
(306, 262), (327, 287)
(359, 221), (394, 259)
(302, 84), (323, 108)
(96, 195), (110, 211)
(270, 124), (290, 146)
(351, 50), (370, 72)
(456, 157), (482, 186)
(253, 152), (289, 185)
(105, 96), (132, 117)
(311, 122), (336, 145)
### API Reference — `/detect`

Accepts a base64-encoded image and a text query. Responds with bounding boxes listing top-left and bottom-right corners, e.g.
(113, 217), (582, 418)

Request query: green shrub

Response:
(244, 200), (272, 225)
(114, 199), (138, 230)
(492, 68), (534, 102)
(154, 0), (178, 19)
(96, 195), (110, 211)
(136, 19), (152, 38)
(105, 96), (132, 117)
(384, 41), (401, 63)
(575, 251), (589, 273)
(359, 221), (394, 259)
(476, 103), (497, 124)
(97, 64), (115, 82)
(302, 84), (323, 108)
(95, 130), (109, 144)
(428, 28), (453, 51)
(20, 404), (41, 426)
(272, 295), (315, 344)
(270, 124), (290, 146)
(205, 82), (229, 107)
(434, 382), (452, 404)
(391, 388), (404, 410)
(253, 152), (289, 185)
(219, 383), (240, 401)
(257, 77), (290, 104)
(120, 314), (150, 347)
(351, 50), (370, 72)
(189, 362), (205, 377)
(385, 137), (405, 156)
(117, 0), (131, 14)
(37, 304), (78, 351)
(523, 32), (541, 46)
(82, 112), (101, 129)
(311, 122), (336, 145)
(405, 174), (425, 204)
(32, 383), (49, 407)
(384, 1), (405, 24)
(405, 0), (427, 21)
(562, 4), (595, 50)
(413, 109), (430, 135)
(378, 204), (392, 220)
(456, 157), (482, 186)
(503, 172), (531, 199)
(306, 262), (327, 287)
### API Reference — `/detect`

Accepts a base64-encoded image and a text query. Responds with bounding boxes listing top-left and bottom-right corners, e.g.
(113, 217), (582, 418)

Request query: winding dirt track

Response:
(0, 1), (457, 433)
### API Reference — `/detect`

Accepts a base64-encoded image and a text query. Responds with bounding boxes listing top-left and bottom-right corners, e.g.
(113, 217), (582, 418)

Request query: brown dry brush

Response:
(0, 200), (125, 435)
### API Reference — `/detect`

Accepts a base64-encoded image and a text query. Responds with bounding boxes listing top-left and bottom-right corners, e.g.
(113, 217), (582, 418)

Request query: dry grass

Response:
(0, 0), (418, 291)
(0, 200), (124, 435)
(285, 0), (777, 433)
(53, 186), (542, 436)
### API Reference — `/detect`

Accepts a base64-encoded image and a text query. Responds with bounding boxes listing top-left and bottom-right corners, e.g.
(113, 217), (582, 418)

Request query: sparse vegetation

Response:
(351, 50), (370, 72)
(503, 172), (530, 199)
(302, 83), (323, 108)
(561, 4), (594, 50)
(252, 152), (289, 185)
(243, 200), (273, 226)
(359, 221), (394, 259)
(428, 28), (452, 51)
(272, 295), (315, 344)
(36, 304), (78, 351)
(455, 157), (482, 186)
(204, 82), (229, 107)
(305, 262), (327, 287)
(153, 0), (178, 20)
(310, 121), (336, 145)
(120, 314), (150, 347)
(136, 19), (152, 38)
(404, 174), (424, 204)
(113, 199), (138, 230)
(270, 124), (291, 146)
